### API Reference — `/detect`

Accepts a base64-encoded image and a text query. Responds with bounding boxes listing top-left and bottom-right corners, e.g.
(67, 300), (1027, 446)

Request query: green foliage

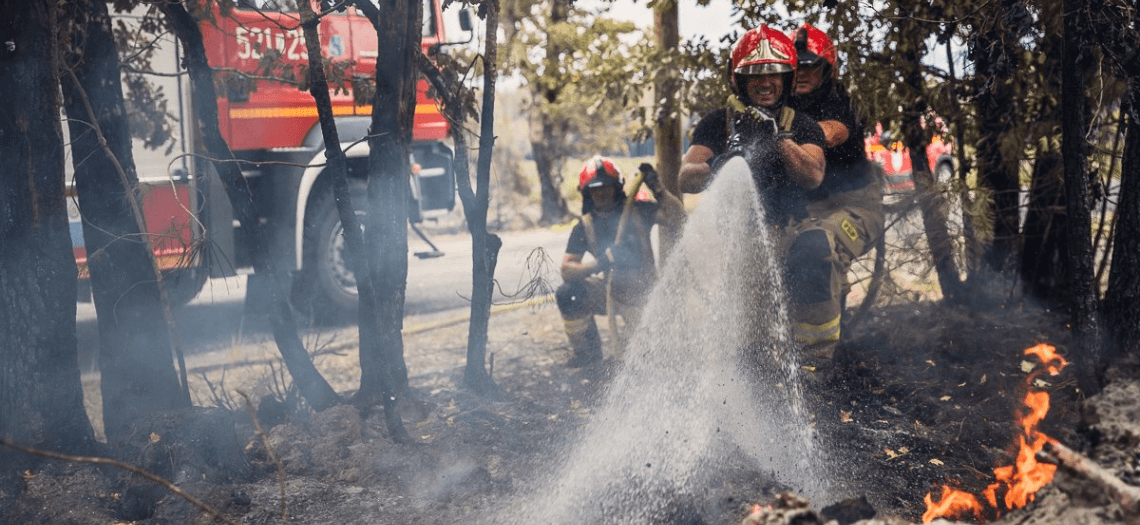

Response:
(500, 1), (642, 155)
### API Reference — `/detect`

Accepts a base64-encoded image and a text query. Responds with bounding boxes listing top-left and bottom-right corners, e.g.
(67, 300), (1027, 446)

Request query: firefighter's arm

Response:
(652, 187), (687, 235)
(819, 120), (850, 149)
(679, 144), (716, 194)
(561, 252), (600, 282)
(778, 138), (825, 189)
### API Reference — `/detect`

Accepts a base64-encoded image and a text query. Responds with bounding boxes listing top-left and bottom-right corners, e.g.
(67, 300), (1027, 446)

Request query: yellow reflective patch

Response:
(840, 218), (859, 243)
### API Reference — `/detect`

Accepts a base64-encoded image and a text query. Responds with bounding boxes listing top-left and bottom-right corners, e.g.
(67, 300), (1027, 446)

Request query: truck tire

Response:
(162, 262), (207, 307)
(301, 181), (368, 321)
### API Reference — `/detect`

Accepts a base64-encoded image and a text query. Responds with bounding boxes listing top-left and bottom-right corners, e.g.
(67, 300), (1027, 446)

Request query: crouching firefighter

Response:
(557, 157), (686, 366)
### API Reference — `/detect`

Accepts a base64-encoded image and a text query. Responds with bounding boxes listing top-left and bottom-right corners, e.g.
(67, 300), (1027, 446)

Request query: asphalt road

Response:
(75, 228), (567, 370)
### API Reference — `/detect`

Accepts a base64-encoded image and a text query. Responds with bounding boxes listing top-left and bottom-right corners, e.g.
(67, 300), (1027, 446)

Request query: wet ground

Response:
(3, 294), (1138, 524)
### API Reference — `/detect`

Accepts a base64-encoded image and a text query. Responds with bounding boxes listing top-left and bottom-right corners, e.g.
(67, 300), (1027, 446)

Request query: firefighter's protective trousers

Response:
(779, 170), (884, 361)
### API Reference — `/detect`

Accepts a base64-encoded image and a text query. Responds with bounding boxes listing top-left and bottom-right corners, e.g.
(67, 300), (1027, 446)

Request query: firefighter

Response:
(677, 25), (845, 372)
(557, 157), (685, 366)
(784, 24), (884, 366)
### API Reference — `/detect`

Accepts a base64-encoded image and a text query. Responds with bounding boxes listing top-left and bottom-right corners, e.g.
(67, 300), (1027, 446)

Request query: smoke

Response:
(490, 159), (829, 524)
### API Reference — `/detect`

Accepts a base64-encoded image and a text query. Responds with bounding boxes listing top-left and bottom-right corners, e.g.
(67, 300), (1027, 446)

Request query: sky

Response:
(595, 0), (737, 42)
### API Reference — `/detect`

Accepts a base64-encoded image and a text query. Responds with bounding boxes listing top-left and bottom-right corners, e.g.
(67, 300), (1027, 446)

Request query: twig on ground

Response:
(1041, 440), (1140, 516)
(240, 391), (288, 523)
(0, 439), (239, 525)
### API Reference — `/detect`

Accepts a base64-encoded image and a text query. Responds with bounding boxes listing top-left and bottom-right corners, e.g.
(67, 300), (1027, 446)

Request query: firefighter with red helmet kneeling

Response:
(678, 26), (837, 371)
(557, 157), (685, 366)
(784, 24), (884, 369)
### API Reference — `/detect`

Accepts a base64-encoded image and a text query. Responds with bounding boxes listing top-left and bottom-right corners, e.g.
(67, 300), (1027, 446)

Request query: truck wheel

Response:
(162, 262), (207, 307)
(303, 181), (367, 320)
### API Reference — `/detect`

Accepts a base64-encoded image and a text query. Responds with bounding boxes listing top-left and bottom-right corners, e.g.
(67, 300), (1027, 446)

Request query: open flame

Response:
(922, 343), (1068, 523)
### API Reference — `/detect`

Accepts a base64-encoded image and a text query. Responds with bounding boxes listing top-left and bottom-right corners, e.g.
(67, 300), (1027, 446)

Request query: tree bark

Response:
(355, 0), (417, 426)
(0, 0), (97, 458)
(533, 0), (571, 225)
(61, 0), (190, 443)
(159, 3), (340, 411)
(1104, 94), (1140, 359)
(463, 0), (503, 394)
(1020, 142), (1069, 306)
(971, 0), (1024, 274)
(653, 0), (681, 260)
(1060, 0), (1101, 392)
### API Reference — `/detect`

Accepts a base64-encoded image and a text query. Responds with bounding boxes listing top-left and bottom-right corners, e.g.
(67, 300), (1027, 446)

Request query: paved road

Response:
(75, 228), (567, 369)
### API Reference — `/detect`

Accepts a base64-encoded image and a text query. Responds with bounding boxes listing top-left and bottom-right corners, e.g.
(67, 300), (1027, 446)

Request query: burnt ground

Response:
(2, 295), (1139, 525)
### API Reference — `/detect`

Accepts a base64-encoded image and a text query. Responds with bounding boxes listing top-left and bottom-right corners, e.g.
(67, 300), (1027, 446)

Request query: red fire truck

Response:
(71, 1), (471, 314)
(865, 121), (955, 194)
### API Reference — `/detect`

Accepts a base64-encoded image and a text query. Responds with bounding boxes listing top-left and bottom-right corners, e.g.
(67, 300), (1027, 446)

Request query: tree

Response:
(500, 0), (641, 225)
(1105, 96), (1140, 359)
(1060, 0), (1101, 391)
(61, 0), (190, 443)
(351, 0), (418, 418)
(157, 1), (341, 411)
(0, 0), (97, 458)
(463, 0), (505, 393)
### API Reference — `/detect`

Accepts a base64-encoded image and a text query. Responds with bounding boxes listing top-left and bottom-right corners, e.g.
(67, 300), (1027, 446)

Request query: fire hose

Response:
(603, 169), (646, 343)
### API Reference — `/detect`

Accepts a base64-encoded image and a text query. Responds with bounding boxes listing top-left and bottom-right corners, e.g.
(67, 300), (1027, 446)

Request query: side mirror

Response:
(458, 8), (472, 32)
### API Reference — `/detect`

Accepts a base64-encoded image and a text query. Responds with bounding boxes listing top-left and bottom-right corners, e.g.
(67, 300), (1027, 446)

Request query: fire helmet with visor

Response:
(577, 156), (624, 214)
(729, 25), (797, 107)
(791, 24), (837, 79)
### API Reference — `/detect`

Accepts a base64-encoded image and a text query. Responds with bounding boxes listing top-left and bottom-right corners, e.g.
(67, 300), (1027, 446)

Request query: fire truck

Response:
(70, 1), (471, 315)
(865, 121), (955, 194)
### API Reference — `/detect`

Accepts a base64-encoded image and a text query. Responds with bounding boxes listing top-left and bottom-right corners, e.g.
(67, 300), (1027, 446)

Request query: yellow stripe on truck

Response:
(230, 104), (439, 119)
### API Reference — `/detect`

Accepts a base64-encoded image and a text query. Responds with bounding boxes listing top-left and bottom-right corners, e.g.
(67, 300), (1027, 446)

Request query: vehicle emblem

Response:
(329, 35), (345, 57)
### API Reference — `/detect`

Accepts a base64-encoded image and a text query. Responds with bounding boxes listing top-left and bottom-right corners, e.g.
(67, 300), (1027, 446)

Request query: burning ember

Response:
(922, 343), (1068, 523)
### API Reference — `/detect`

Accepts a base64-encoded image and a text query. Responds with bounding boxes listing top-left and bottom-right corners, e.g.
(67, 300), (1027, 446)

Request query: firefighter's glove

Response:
(708, 149), (744, 175)
(735, 106), (780, 138)
(638, 163), (665, 196)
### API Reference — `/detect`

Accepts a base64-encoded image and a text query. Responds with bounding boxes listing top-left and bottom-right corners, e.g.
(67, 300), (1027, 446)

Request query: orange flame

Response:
(921, 344), (1068, 523)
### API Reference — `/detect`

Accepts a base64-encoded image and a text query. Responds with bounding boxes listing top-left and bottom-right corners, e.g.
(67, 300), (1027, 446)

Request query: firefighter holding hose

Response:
(556, 157), (686, 366)
(678, 24), (857, 375)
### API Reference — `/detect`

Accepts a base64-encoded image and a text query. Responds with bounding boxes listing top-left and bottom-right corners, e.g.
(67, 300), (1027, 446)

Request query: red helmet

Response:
(729, 25), (797, 104)
(578, 156), (622, 191)
(790, 24), (837, 77)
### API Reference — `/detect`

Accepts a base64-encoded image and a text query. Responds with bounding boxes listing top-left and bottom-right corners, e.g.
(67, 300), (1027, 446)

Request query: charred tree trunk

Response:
(0, 0), (97, 458)
(302, 2), (404, 441)
(533, 0), (571, 225)
(411, 48), (500, 394)
(1019, 27), (1067, 305)
(899, 42), (963, 303)
(355, 0), (417, 418)
(160, 3), (340, 411)
(1060, 0), (1101, 392)
(1020, 142), (1069, 306)
(463, 0), (503, 395)
(653, 0), (681, 259)
(1104, 95), (1140, 359)
(61, 0), (190, 443)
(970, 0), (1025, 274)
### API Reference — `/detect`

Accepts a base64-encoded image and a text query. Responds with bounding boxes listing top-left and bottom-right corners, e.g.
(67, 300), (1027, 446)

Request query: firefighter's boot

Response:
(563, 316), (603, 367)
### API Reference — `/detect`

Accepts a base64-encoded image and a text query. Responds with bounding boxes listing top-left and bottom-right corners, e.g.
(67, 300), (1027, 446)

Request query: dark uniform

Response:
(556, 200), (659, 344)
(690, 107), (827, 225)
(783, 80), (885, 359)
